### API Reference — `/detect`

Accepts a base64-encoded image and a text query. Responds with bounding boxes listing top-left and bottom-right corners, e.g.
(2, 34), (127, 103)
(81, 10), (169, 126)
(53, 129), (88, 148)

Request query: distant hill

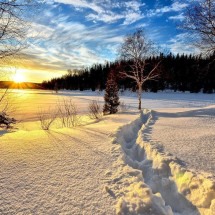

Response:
(0, 81), (42, 89)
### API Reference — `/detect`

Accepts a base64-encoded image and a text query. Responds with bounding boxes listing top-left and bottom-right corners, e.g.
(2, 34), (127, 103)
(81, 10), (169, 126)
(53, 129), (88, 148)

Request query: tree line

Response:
(42, 52), (215, 94)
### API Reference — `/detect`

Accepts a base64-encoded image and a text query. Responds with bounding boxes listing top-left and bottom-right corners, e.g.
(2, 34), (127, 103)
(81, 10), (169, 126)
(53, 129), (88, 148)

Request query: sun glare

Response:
(13, 72), (25, 83)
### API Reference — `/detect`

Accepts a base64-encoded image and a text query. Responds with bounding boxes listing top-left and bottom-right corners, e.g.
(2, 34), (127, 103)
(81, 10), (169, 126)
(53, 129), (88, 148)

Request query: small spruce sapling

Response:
(103, 70), (120, 115)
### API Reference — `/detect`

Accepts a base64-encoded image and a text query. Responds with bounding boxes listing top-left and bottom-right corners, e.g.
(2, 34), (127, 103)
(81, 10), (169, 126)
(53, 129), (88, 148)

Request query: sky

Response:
(5, 0), (199, 83)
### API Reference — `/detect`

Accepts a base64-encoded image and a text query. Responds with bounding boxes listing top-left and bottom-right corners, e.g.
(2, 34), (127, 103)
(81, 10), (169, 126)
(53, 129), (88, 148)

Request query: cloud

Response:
(160, 2), (188, 13)
(169, 13), (185, 21)
(23, 14), (126, 77)
(27, 23), (54, 39)
(122, 9), (143, 25)
(166, 33), (200, 54)
(147, 1), (188, 17)
(135, 22), (149, 28)
(48, 0), (104, 14)
(86, 11), (124, 24)
(47, 0), (145, 25)
(124, 1), (144, 11)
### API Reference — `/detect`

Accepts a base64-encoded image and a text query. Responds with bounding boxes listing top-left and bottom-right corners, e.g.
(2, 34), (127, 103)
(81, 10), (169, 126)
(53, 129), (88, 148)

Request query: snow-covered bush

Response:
(0, 112), (16, 129)
(88, 100), (102, 119)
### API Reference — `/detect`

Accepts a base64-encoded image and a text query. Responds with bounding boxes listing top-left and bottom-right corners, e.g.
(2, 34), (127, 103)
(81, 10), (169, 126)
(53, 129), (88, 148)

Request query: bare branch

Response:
(182, 0), (215, 55)
(0, 88), (8, 103)
(144, 60), (162, 82)
(0, 0), (43, 60)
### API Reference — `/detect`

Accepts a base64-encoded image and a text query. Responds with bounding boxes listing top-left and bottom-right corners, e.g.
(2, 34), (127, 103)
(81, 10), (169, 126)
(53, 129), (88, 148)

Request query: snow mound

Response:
(108, 110), (215, 215)
(116, 182), (173, 215)
(105, 151), (173, 215)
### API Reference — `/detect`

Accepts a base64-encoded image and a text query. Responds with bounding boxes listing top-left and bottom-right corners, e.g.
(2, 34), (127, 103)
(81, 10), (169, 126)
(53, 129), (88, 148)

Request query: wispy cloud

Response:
(86, 11), (124, 24)
(23, 14), (126, 75)
(47, 0), (145, 25)
(169, 13), (185, 21)
(147, 1), (188, 17)
(166, 33), (200, 54)
(48, 0), (104, 14)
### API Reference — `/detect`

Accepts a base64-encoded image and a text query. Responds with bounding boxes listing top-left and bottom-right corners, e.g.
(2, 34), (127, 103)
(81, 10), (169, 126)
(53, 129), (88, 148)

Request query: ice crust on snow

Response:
(109, 110), (215, 215)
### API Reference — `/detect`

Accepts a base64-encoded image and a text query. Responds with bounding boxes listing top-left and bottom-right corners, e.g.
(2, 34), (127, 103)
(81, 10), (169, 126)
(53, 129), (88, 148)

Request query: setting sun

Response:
(13, 72), (25, 83)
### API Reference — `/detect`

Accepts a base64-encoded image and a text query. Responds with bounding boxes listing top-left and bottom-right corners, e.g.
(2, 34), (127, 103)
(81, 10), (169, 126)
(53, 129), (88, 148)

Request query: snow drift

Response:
(108, 109), (215, 215)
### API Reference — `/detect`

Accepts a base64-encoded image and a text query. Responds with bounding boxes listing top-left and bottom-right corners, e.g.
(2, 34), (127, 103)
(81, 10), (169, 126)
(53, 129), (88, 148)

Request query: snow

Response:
(0, 112), (139, 214)
(110, 109), (215, 215)
(149, 106), (215, 174)
(0, 89), (215, 214)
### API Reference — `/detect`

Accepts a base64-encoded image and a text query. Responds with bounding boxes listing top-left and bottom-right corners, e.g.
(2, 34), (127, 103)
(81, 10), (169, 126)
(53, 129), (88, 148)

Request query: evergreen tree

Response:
(103, 70), (120, 115)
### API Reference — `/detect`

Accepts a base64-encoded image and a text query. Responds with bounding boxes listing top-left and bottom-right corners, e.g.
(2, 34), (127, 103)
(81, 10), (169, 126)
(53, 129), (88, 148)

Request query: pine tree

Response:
(103, 70), (120, 115)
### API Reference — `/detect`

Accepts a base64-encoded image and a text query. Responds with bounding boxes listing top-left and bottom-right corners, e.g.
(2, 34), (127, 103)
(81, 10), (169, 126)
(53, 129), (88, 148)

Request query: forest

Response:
(42, 53), (215, 94)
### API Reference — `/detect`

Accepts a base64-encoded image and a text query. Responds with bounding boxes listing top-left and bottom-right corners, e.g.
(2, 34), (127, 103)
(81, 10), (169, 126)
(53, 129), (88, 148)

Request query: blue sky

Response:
(16, 0), (198, 82)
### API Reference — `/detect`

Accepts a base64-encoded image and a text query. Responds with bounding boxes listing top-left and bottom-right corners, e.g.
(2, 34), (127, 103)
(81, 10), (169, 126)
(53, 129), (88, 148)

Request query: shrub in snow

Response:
(103, 70), (120, 115)
(0, 112), (16, 129)
(37, 108), (58, 130)
(58, 99), (81, 127)
(88, 100), (102, 120)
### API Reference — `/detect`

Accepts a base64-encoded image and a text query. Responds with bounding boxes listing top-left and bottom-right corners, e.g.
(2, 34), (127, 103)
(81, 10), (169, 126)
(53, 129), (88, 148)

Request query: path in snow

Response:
(149, 107), (215, 175)
(0, 113), (138, 214)
(109, 110), (214, 215)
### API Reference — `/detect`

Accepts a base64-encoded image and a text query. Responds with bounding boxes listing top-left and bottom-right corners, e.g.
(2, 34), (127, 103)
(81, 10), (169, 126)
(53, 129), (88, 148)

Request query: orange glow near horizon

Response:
(0, 64), (67, 83)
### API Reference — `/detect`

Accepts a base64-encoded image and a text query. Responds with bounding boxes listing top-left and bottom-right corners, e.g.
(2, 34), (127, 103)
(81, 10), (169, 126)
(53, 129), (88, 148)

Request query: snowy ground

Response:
(150, 106), (215, 174)
(0, 113), (139, 214)
(110, 109), (215, 215)
(0, 89), (215, 214)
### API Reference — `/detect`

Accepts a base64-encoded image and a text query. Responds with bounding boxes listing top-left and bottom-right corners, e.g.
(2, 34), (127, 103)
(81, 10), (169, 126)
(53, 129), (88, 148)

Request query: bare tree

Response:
(0, 0), (41, 61)
(183, 0), (215, 55)
(119, 29), (161, 110)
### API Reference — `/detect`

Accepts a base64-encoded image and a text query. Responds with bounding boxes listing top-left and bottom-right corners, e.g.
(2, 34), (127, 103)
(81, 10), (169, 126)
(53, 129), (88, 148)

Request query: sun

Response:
(13, 72), (25, 83)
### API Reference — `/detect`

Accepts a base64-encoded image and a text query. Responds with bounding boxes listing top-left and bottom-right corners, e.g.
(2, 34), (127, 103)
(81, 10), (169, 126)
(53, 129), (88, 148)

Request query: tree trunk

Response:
(138, 85), (142, 110)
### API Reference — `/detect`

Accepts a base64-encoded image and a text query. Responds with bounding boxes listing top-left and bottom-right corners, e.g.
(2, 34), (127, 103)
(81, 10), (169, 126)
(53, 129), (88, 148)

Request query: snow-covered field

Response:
(4, 89), (215, 121)
(0, 89), (215, 214)
(150, 106), (215, 174)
